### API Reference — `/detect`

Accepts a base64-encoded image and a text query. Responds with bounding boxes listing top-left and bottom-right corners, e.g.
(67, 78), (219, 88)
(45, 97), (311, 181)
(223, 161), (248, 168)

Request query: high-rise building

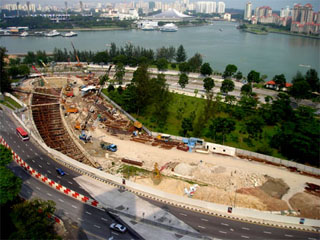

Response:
(217, 2), (225, 14)
(244, 2), (252, 20)
(196, 1), (217, 14)
(292, 3), (313, 24)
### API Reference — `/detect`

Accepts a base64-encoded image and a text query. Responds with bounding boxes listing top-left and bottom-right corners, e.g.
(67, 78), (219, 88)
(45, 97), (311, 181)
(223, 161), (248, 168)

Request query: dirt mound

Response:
(259, 177), (289, 199)
(236, 187), (289, 211)
(289, 192), (320, 219)
(174, 163), (195, 177)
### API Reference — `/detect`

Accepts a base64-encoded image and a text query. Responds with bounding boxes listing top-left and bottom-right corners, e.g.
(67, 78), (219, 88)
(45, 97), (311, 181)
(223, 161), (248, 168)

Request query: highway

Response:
(1, 107), (319, 240)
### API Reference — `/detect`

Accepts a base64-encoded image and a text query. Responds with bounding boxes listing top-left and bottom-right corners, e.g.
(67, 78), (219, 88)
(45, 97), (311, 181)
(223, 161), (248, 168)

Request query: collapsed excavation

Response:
(16, 73), (320, 220)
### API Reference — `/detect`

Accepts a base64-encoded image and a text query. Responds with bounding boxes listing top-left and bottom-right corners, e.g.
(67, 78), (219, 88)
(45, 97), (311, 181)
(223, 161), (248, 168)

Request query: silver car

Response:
(109, 223), (127, 233)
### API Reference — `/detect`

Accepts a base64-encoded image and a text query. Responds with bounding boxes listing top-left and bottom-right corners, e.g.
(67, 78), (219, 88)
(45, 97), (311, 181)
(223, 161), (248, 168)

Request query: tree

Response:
(209, 117), (236, 144)
(223, 64), (237, 79)
(235, 71), (243, 81)
(220, 79), (235, 95)
(305, 69), (319, 93)
(273, 74), (286, 89)
(290, 72), (311, 100)
(200, 62), (213, 76)
(203, 77), (214, 93)
(23, 51), (36, 64)
(179, 62), (190, 73)
(181, 117), (193, 137)
(176, 45), (187, 63)
(0, 145), (13, 166)
(241, 84), (252, 96)
(10, 199), (59, 239)
(114, 62), (125, 85)
(0, 47), (11, 93)
(156, 58), (168, 71)
(99, 73), (109, 86)
(187, 53), (203, 72)
(93, 51), (109, 64)
(0, 167), (22, 205)
(247, 70), (260, 84)
(194, 89), (199, 97)
(245, 115), (265, 139)
(178, 73), (189, 89)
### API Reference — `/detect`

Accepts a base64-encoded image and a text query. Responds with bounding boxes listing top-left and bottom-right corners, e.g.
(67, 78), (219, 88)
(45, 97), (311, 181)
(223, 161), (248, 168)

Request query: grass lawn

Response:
(0, 96), (22, 110)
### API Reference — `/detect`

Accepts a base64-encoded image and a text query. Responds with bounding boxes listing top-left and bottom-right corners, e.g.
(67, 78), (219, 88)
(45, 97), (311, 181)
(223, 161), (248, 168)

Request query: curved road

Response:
(1, 108), (319, 240)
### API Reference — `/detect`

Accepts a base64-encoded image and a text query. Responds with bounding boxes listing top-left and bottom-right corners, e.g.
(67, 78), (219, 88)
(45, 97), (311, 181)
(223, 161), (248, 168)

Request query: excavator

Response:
(71, 41), (82, 68)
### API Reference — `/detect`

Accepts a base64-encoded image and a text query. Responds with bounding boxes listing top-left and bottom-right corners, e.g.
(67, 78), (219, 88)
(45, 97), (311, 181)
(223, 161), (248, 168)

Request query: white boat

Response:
(34, 31), (44, 36)
(160, 23), (178, 32)
(64, 31), (77, 37)
(20, 31), (29, 37)
(45, 30), (61, 37)
(142, 24), (156, 31)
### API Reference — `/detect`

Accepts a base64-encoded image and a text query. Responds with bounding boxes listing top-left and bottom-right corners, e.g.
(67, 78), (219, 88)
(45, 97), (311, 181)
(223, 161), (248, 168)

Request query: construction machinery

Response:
(32, 65), (48, 85)
(79, 130), (91, 143)
(71, 41), (82, 68)
(66, 104), (78, 113)
(100, 141), (117, 152)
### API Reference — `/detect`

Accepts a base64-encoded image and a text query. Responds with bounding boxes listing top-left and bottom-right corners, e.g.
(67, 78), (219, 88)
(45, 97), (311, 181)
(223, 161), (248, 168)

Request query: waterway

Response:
(1, 21), (319, 81)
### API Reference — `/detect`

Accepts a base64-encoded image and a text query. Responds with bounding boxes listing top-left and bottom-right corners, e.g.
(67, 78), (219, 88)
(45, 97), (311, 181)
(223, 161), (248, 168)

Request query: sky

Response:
(1, 0), (319, 11)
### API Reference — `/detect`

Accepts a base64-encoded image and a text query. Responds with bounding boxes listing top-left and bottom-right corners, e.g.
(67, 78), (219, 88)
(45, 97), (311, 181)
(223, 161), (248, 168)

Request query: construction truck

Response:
(100, 141), (117, 152)
(66, 104), (78, 113)
(79, 131), (91, 143)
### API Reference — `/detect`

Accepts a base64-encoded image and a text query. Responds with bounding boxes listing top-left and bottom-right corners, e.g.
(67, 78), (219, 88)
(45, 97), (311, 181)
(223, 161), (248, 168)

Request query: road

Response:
(1, 108), (319, 240)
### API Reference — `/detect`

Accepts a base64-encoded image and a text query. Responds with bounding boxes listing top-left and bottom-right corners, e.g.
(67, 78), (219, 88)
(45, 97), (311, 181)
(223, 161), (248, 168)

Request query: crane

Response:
(32, 65), (48, 85)
(71, 41), (82, 68)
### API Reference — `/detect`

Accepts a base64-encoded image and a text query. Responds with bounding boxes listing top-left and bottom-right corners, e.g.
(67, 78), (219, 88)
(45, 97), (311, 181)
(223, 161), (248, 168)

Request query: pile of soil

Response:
(259, 177), (290, 199)
(289, 192), (320, 219)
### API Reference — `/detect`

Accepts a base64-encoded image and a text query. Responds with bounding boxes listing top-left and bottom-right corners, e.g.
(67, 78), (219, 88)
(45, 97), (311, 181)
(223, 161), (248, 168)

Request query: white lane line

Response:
(308, 238), (316, 240)
(34, 152), (38, 156)
(112, 232), (119, 236)
(38, 165), (42, 168)
(179, 213), (187, 216)
(219, 231), (227, 234)
(230, 228), (234, 232)
(242, 227), (250, 231)
(201, 218), (208, 222)
(58, 199), (64, 202)
(221, 223), (229, 226)
(68, 181), (73, 185)
(36, 187), (41, 190)
(77, 217), (83, 221)
(27, 154), (30, 158)
(94, 225), (101, 229)
(101, 217), (108, 222)
(285, 235), (293, 238)
(30, 149), (34, 152)
(13, 141), (16, 144)
(47, 162), (50, 165)
(17, 145), (20, 148)
(71, 205), (77, 209)
(26, 180), (30, 184)
(198, 225), (206, 229)
(32, 160), (35, 163)
(47, 170), (51, 174)
(47, 193), (52, 197)
(264, 231), (272, 234)
(65, 212), (69, 215)
(40, 157), (43, 160)
(22, 150), (25, 153)
(100, 208), (105, 212)
(57, 176), (61, 179)
(86, 211), (92, 215)
(241, 236), (250, 239)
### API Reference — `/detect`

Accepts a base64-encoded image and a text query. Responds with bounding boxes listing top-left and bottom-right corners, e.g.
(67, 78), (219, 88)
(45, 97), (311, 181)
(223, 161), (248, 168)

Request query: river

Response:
(1, 21), (319, 82)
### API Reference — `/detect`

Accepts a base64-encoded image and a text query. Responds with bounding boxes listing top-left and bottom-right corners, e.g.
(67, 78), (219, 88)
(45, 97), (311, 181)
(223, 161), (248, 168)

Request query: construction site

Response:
(13, 61), (320, 221)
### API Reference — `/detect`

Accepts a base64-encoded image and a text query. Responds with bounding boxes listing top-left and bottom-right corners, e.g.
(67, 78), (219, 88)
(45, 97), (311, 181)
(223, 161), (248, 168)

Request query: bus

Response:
(16, 127), (29, 141)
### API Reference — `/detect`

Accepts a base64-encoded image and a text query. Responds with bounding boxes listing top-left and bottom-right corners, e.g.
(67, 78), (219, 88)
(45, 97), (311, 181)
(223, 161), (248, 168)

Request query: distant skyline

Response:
(1, 0), (319, 11)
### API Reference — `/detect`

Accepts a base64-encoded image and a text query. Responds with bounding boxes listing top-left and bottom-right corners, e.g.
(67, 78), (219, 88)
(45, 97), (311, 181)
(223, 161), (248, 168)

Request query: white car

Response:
(109, 223), (127, 233)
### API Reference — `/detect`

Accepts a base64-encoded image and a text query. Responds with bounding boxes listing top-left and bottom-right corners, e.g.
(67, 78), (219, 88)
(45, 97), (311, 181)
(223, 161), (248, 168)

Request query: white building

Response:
(196, 1), (217, 14)
(280, 6), (291, 18)
(217, 2), (225, 14)
(223, 13), (231, 21)
(244, 2), (252, 20)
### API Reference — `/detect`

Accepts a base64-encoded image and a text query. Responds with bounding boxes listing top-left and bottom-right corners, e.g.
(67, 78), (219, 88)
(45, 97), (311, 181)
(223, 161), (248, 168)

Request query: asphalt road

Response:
(1, 108), (319, 240)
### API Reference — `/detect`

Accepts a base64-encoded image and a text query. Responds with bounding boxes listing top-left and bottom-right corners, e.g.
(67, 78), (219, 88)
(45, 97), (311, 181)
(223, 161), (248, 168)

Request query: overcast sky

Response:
(2, 0), (319, 11)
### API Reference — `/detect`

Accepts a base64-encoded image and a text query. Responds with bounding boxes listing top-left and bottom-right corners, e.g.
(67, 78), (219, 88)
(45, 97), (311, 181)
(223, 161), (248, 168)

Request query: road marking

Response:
(94, 225), (101, 229)
(77, 217), (83, 221)
(285, 235), (293, 238)
(221, 223), (229, 226)
(65, 212), (69, 215)
(26, 180), (30, 184)
(219, 231), (227, 234)
(241, 236), (249, 239)
(58, 199), (64, 202)
(112, 232), (119, 236)
(48, 170), (51, 174)
(264, 231), (272, 234)
(27, 154), (30, 158)
(242, 227), (250, 231)
(100, 208), (105, 212)
(13, 141), (16, 144)
(230, 228), (234, 232)
(47, 193), (52, 196)
(201, 218), (208, 222)
(17, 145), (20, 148)
(101, 217), (108, 222)
(72, 205), (77, 209)
(57, 176), (61, 179)
(36, 187), (41, 190)
(22, 150), (25, 153)
(40, 157), (43, 160)
(68, 181), (73, 184)
(308, 238), (316, 240)
(34, 152), (38, 156)
(198, 225), (206, 229)
(86, 211), (92, 215)
(32, 160), (35, 163)
(47, 162), (50, 165)
(179, 213), (187, 216)
(38, 165), (42, 168)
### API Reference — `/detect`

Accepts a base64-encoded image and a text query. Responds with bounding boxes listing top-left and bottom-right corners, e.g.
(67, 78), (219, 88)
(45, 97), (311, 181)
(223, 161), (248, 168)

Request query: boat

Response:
(142, 24), (156, 31)
(299, 64), (311, 68)
(34, 31), (44, 36)
(160, 23), (178, 32)
(20, 31), (29, 37)
(219, 28), (223, 32)
(64, 31), (78, 37)
(45, 30), (61, 37)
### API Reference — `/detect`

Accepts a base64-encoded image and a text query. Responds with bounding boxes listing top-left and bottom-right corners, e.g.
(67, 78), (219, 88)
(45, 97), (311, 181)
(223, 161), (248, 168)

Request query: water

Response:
(1, 22), (319, 82)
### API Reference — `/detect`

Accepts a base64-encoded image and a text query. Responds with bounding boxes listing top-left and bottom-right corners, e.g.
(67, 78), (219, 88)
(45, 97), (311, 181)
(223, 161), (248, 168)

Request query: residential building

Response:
(217, 2), (225, 14)
(291, 3), (319, 34)
(196, 1), (216, 14)
(244, 2), (252, 20)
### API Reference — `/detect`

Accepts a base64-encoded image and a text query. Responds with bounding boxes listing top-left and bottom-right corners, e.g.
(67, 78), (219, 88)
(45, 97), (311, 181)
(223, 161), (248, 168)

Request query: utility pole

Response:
(65, 1), (68, 19)
(16, 2), (20, 17)
(27, 1), (30, 16)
